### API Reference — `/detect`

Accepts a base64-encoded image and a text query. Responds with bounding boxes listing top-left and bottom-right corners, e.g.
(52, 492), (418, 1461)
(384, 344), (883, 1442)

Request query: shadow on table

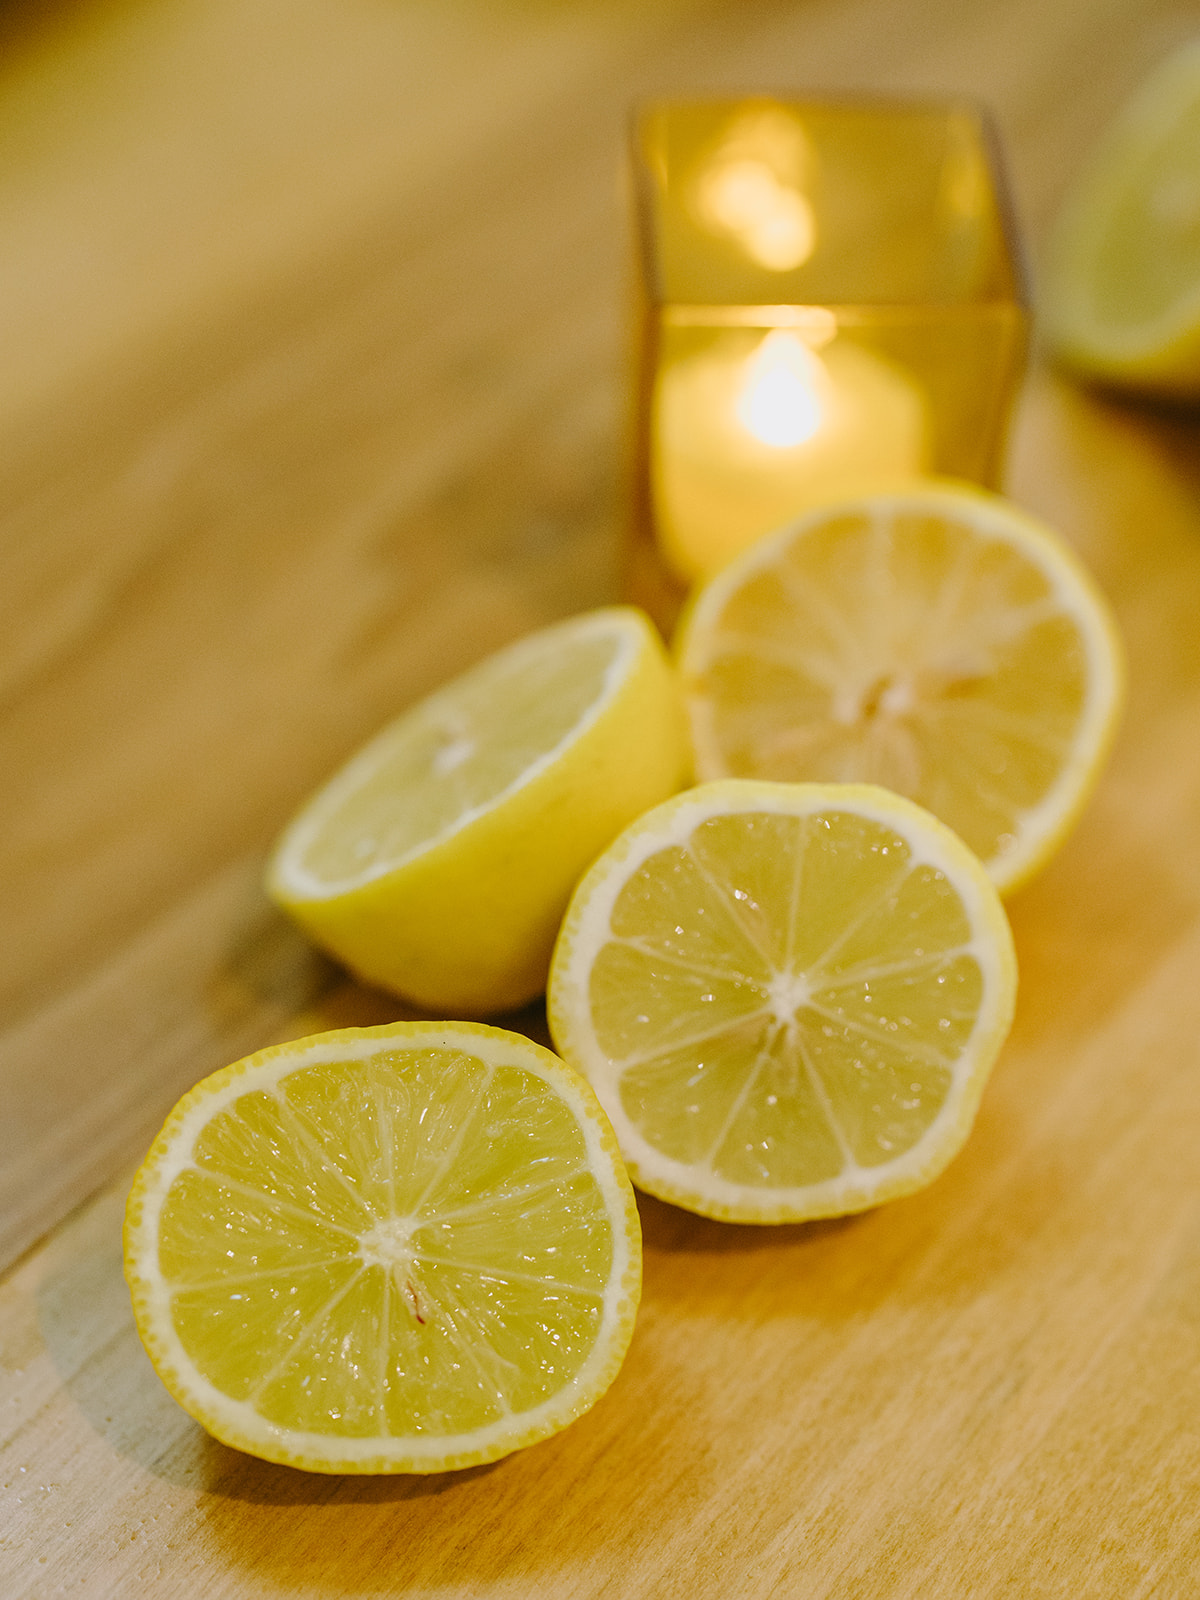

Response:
(219, 895), (557, 1052)
(34, 1184), (647, 1587)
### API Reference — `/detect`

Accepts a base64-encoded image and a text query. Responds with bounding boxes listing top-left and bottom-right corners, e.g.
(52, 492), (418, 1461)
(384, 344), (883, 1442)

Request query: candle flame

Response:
(735, 331), (829, 448)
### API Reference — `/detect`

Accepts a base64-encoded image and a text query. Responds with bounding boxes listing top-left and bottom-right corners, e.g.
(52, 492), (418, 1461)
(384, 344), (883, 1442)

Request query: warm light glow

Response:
(652, 330), (929, 582)
(691, 108), (817, 271)
(735, 331), (828, 447)
(696, 161), (816, 271)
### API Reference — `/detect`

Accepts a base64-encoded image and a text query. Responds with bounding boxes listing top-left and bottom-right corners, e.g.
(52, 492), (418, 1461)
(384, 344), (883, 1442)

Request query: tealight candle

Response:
(653, 326), (928, 583)
(625, 97), (1029, 629)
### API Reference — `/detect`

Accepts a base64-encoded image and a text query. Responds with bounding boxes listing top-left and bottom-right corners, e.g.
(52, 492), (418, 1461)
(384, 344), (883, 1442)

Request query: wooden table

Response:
(3, 1), (1199, 1593)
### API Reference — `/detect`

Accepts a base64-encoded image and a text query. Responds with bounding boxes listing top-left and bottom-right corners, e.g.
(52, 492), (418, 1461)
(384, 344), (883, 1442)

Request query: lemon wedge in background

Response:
(548, 781), (1017, 1224)
(1043, 40), (1200, 393)
(674, 483), (1123, 895)
(124, 1022), (641, 1473)
(266, 607), (688, 1015)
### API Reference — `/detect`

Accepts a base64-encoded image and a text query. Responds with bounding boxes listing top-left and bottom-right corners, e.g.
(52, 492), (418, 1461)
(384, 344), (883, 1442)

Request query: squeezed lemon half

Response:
(674, 482), (1123, 895)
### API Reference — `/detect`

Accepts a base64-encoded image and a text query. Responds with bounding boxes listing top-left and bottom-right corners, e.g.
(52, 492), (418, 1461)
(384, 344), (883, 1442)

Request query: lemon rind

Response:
(124, 1021), (642, 1474)
(548, 780), (1018, 1224)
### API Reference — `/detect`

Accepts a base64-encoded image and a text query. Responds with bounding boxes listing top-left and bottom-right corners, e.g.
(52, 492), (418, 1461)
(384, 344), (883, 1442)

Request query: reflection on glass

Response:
(691, 108), (816, 272)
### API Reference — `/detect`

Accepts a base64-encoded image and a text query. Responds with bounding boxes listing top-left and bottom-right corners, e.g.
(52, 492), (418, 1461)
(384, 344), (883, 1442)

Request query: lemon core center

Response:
(359, 1215), (418, 1272)
(832, 673), (917, 726)
(767, 969), (812, 1025)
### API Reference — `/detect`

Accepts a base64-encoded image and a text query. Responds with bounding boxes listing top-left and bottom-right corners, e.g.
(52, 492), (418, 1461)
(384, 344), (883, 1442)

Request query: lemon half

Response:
(674, 482), (1123, 895)
(1044, 40), (1200, 394)
(267, 607), (688, 1014)
(548, 781), (1017, 1224)
(124, 1022), (641, 1473)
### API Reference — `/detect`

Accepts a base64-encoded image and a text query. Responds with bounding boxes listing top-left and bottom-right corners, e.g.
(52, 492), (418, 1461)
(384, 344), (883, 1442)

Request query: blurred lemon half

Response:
(1044, 41), (1200, 394)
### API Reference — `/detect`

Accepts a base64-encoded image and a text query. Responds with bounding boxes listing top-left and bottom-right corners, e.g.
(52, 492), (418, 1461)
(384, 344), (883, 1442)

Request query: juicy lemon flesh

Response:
(678, 495), (1118, 892)
(595, 810), (977, 1184)
(129, 1029), (639, 1471)
(294, 631), (619, 890)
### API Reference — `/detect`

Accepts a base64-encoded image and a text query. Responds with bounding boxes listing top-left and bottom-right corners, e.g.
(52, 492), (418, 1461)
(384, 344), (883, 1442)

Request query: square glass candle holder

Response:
(624, 96), (1029, 630)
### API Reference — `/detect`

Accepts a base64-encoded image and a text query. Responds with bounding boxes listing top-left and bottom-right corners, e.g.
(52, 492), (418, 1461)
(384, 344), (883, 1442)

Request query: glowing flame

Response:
(735, 331), (830, 448)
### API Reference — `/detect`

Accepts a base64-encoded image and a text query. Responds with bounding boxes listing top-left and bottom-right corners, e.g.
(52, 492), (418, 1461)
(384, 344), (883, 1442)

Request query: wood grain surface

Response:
(3, 0), (1200, 1594)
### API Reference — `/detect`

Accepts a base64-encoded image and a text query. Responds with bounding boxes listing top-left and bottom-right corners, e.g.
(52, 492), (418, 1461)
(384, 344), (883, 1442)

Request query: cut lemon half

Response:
(674, 482), (1124, 895)
(547, 781), (1016, 1223)
(124, 1021), (641, 1474)
(1043, 40), (1200, 393)
(266, 606), (688, 1015)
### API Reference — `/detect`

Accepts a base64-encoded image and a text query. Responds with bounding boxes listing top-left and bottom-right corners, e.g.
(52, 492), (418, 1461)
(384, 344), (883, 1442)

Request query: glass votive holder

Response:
(624, 95), (1030, 631)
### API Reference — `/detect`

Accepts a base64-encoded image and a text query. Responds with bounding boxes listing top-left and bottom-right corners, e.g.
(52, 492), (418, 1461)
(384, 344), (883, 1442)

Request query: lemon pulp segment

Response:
(285, 629), (622, 894)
